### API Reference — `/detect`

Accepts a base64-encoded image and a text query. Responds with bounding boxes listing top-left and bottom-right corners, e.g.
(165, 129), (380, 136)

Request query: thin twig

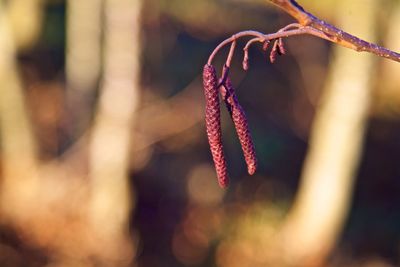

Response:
(217, 64), (230, 88)
(226, 40), (236, 67)
(207, 30), (265, 65)
(244, 37), (263, 51)
(243, 37), (262, 70)
(277, 22), (302, 32)
(208, 27), (334, 65)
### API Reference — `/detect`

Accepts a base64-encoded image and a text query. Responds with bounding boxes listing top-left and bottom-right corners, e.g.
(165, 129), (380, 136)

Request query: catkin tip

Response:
(247, 163), (257, 175)
(218, 177), (229, 188)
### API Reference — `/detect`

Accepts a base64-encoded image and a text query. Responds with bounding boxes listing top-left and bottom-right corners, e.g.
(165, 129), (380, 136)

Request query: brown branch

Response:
(268, 0), (400, 62)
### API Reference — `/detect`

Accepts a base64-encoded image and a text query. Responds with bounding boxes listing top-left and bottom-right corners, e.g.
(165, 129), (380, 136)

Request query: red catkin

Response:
(270, 38), (286, 63)
(262, 40), (270, 51)
(220, 78), (257, 175)
(203, 64), (229, 187)
(278, 38), (286, 55)
(270, 40), (279, 63)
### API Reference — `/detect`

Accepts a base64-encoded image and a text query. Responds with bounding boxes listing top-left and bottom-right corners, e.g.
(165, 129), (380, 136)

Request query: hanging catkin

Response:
(203, 64), (229, 187)
(220, 78), (257, 175)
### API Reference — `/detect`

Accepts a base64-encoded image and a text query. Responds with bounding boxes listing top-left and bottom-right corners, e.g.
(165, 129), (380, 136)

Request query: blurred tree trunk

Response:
(278, 0), (377, 266)
(66, 0), (102, 137)
(0, 0), (142, 265)
(375, 2), (400, 116)
(7, 0), (44, 50)
(88, 0), (142, 264)
(0, 0), (40, 221)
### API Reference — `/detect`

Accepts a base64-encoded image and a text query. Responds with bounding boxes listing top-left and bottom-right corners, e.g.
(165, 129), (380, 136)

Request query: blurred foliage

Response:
(140, 1), (400, 267)
(0, 0), (400, 267)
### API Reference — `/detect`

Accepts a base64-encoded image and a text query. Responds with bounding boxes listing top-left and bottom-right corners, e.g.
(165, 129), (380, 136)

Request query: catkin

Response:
(220, 78), (257, 175)
(203, 64), (229, 187)
(270, 38), (286, 63)
(270, 40), (279, 63)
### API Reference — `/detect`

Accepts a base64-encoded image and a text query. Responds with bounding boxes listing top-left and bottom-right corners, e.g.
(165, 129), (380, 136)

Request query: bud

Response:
(262, 40), (270, 51)
(270, 40), (279, 63)
(270, 38), (287, 63)
(278, 38), (286, 55)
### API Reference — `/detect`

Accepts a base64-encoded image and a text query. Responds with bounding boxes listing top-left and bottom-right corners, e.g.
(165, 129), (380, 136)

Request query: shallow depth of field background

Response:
(1, 0), (400, 266)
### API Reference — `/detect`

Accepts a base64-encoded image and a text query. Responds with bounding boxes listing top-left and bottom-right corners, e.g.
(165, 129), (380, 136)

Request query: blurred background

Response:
(0, 0), (400, 266)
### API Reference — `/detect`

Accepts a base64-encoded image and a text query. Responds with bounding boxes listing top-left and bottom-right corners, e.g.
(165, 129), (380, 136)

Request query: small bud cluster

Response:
(270, 38), (286, 63)
(243, 38), (287, 68)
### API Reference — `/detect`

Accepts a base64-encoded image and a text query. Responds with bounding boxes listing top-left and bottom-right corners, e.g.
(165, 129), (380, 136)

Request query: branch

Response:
(203, 0), (400, 187)
(0, 1), (40, 211)
(208, 26), (333, 66)
(268, 0), (400, 62)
